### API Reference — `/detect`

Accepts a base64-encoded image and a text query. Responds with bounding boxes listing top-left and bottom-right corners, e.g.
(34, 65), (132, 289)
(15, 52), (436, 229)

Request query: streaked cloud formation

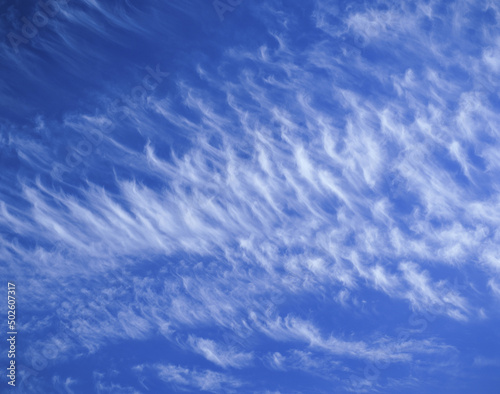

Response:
(1, 0), (500, 392)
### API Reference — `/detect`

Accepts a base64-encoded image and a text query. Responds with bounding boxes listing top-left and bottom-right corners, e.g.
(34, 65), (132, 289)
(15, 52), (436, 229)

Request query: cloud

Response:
(2, 0), (500, 392)
(399, 262), (469, 320)
(145, 363), (243, 393)
(187, 336), (253, 368)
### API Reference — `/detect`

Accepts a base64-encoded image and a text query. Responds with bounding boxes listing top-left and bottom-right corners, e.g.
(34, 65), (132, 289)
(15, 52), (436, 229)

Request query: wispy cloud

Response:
(187, 336), (253, 368)
(2, 0), (500, 392)
(139, 363), (243, 393)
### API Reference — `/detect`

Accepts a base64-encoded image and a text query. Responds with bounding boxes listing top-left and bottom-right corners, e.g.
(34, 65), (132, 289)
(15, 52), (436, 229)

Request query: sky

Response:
(1, 0), (500, 393)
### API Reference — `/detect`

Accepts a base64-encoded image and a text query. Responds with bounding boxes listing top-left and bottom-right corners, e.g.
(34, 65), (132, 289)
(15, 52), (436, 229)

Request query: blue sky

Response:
(1, 0), (500, 393)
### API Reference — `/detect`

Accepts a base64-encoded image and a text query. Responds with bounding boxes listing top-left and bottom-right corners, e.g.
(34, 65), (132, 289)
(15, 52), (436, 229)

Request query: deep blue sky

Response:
(1, 0), (500, 393)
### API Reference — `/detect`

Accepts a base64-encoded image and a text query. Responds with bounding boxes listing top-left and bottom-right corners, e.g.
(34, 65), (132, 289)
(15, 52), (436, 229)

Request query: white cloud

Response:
(2, 1), (500, 390)
(152, 363), (243, 392)
(187, 336), (253, 368)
